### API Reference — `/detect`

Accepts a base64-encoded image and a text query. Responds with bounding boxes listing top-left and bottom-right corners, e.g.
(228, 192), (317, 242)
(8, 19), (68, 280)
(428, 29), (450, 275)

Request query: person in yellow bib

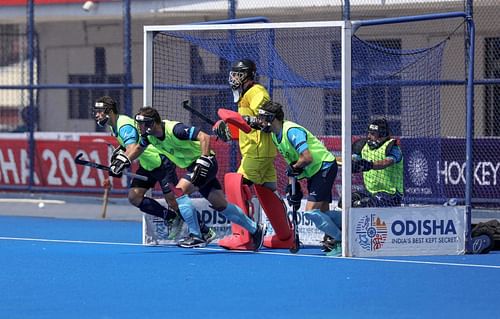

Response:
(92, 96), (183, 239)
(257, 100), (343, 257)
(212, 59), (294, 250)
(111, 106), (266, 250)
(350, 118), (404, 208)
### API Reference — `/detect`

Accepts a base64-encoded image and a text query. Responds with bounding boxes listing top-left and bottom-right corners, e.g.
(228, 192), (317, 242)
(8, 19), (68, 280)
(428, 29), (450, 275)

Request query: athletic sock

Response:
(219, 203), (257, 234)
(304, 209), (341, 240)
(138, 197), (170, 219)
(323, 210), (342, 227)
(176, 195), (201, 237)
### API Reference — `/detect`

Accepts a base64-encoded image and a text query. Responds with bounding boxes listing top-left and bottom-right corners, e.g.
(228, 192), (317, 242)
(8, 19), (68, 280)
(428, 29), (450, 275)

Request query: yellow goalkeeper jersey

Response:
(237, 83), (276, 159)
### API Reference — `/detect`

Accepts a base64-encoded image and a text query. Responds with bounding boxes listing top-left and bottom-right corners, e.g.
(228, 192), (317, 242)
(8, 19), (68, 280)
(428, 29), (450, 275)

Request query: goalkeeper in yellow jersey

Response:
(213, 59), (294, 250)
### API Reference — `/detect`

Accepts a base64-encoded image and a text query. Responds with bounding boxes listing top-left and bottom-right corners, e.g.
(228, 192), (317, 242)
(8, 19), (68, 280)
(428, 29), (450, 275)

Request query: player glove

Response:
(352, 157), (373, 173)
(111, 145), (126, 162)
(109, 153), (131, 178)
(242, 115), (262, 130)
(285, 181), (303, 209)
(191, 155), (216, 187)
(286, 162), (304, 177)
(212, 120), (232, 142)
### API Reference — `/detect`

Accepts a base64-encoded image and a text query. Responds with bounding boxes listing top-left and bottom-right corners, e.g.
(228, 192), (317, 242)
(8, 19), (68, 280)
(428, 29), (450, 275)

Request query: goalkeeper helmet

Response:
(367, 118), (390, 149)
(228, 59), (256, 90)
(93, 96), (118, 127)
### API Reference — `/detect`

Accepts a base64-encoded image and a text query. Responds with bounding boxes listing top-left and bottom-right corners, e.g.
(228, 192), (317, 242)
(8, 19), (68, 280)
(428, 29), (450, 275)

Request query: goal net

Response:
(143, 17), (470, 256)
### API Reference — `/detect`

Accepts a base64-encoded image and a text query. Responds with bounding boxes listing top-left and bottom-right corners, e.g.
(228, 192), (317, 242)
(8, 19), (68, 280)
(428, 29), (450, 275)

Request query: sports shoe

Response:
(320, 234), (336, 253)
(252, 223), (267, 251)
(177, 234), (207, 248)
(202, 227), (217, 245)
(165, 215), (183, 240)
(326, 241), (342, 257)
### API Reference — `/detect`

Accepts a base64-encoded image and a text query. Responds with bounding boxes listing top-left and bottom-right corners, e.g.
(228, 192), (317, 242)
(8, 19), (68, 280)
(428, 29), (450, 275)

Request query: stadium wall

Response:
(0, 1), (499, 136)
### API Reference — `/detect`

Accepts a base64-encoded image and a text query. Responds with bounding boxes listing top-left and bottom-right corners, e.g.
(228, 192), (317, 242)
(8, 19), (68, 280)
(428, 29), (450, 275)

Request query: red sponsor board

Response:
(0, 134), (347, 195)
(0, 135), (131, 191)
(0, 134), (239, 194)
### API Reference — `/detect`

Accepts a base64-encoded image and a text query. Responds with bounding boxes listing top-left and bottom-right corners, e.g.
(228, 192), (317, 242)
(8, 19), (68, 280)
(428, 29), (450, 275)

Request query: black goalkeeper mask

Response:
(135, 114), (155, 135)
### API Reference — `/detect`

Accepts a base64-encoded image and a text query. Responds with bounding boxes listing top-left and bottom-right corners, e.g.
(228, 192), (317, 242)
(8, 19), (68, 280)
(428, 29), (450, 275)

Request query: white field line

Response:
(1, 236), (499, 269)
(0, 199), (66, 204)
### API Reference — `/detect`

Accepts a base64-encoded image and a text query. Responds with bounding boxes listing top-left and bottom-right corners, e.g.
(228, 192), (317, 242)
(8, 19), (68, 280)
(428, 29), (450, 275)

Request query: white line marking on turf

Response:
(1, 236), (499, 269)
(0, 236), (143, 246)
(0, 198), (66, 204)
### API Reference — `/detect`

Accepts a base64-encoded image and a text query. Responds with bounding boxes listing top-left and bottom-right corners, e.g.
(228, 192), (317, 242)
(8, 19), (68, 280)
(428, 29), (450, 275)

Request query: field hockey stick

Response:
(289, 176), (301, 254)
(74, 153), (148, 181)
(182, 100), (216, 125)
(101, 178), (111, 219)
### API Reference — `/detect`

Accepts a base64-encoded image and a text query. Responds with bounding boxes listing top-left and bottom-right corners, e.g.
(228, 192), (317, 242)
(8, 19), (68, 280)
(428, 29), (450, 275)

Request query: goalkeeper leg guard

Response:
(176, 195), (201, 238)
(304, 209), (341, 241)
(218, 173), (255, 250)
(254, 184), (294, 249)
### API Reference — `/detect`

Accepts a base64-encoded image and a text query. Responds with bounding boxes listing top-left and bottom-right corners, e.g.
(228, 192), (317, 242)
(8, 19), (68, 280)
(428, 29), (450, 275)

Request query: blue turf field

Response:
(0, 215), (499, 318)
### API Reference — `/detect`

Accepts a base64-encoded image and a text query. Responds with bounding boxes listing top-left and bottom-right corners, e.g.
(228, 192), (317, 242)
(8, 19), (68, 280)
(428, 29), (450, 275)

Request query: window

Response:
(484, 38), (500, 136)
(68, 47), (124, 131)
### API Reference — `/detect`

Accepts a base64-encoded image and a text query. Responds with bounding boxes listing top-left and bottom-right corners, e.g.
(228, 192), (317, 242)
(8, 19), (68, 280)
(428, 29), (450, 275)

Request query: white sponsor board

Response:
(348, 206), (466, 257)
(143, 197), (327, 246)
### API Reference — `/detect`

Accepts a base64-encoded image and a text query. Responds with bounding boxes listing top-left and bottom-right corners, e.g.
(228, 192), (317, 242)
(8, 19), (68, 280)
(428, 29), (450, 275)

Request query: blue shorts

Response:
(184, 156), (222, 199)
(306, 162), (338, 203)
(130, 155), (178, 194)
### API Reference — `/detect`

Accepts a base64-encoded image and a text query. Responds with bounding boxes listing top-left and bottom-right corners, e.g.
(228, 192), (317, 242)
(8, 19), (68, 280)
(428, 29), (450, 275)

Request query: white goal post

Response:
(142, 19), (468, 257)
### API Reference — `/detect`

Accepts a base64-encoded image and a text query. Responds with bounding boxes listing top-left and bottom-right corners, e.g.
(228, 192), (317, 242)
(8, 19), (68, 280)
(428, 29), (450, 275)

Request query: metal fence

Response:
(0, 0), (499, 205)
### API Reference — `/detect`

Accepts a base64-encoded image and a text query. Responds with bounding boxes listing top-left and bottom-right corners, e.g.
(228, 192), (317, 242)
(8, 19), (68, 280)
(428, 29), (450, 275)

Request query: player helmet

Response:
(135, 106), (161, 135)
(258, 100), (284, 132)
(367, 118), (390, 149)
(228, 59), (256, 90)
(93, 96), (117, 127)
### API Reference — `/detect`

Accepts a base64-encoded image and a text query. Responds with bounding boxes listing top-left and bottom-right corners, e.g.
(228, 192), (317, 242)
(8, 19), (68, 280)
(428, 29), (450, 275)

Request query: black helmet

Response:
(259, 100), (285, 122)
(367, 118), (390, 149)
(93, 96), (117, 127)
(368, 118), (390, 138)
(229, 59), (256, 90)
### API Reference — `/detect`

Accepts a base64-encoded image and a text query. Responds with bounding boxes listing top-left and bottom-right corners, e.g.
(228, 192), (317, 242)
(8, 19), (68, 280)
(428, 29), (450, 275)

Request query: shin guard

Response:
(254, 185), (294, 249)
(218, 173), (255, 250)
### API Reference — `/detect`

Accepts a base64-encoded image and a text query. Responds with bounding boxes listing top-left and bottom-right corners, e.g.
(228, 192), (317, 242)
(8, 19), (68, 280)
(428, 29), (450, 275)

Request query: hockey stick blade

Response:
(74, 153), (148, 181)
(182, 100), (216, 125)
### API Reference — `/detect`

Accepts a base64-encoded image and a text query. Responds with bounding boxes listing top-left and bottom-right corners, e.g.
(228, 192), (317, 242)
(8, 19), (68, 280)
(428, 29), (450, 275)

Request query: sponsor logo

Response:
(408, 150), (428, 186)
(355, 214), (388, 251)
